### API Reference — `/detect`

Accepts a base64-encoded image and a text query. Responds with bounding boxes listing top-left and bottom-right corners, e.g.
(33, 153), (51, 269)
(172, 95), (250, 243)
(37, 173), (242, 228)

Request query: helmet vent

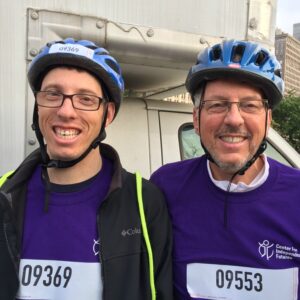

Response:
(46, 40), (65, 48)
(274, 69), (282, 78)
(211, 46), (222, 61)
(231, 45), (245, 63)
(95, 50), (108, 56)
(255, 51), (267, 66)
(86, 45), (98, 50)
(105, 58), (120, 74)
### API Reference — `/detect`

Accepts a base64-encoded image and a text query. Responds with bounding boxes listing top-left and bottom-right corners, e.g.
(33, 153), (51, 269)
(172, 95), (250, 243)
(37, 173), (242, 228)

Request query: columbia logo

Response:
(121, 228), (141, 237)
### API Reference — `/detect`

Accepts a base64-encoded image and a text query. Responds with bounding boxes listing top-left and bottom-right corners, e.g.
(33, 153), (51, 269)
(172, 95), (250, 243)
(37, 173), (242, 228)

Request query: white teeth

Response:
(221, 136), (244, 143)
(55, 128), (79, 139)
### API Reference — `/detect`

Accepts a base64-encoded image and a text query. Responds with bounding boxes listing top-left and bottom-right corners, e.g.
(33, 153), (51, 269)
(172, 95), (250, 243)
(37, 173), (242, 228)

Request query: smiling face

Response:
(38, 67), (115, 162)
(193, 78), (272, 178)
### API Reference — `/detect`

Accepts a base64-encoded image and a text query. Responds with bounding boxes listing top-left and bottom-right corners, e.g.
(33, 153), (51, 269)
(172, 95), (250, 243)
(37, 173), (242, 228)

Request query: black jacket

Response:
(0, 144), (173, 300)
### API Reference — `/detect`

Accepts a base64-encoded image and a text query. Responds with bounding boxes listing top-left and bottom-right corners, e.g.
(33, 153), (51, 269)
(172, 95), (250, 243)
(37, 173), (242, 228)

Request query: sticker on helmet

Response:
(49, 43), (94, 59)
(228, 63), (241, 69)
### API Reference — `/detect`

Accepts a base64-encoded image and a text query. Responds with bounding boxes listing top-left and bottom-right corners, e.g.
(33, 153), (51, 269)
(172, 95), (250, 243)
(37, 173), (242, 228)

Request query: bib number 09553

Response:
(216, 269), (263, 292)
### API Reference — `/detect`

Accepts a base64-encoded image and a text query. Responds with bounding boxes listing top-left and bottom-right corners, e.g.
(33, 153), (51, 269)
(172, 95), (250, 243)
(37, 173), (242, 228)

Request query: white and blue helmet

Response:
(28, 38), (124, 115)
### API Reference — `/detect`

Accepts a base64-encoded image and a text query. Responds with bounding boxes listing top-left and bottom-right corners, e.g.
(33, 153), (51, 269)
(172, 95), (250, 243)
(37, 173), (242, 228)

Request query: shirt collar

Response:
(207, 154), (269, 192)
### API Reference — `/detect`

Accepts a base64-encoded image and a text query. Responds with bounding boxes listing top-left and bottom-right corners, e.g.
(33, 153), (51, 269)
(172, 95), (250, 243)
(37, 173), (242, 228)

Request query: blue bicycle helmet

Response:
(27, 38), (125, 171)
(28, 38), (124, 115)
(186, 39), (284, 108)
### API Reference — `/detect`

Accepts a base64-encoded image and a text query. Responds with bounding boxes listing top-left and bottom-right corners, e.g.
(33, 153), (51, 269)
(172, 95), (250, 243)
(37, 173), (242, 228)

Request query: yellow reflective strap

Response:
(0, 170), (14, 188)
(135, 171), (156, 300)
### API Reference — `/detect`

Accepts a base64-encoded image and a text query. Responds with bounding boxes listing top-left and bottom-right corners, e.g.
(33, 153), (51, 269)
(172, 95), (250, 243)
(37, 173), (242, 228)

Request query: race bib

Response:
(49, 43), (94, 59)
(187, 263), (298, 300)
(16, 259), (102, 300)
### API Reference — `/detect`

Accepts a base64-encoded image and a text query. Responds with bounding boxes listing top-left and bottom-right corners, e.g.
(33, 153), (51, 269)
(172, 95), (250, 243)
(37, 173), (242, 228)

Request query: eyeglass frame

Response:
(199, 99), (269, 115)
(34, 91), (107, 111)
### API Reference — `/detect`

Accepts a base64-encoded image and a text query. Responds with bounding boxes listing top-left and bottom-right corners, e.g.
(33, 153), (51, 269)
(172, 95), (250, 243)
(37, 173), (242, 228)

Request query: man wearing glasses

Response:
(0, 38), (172, 300)
(151, 39), (300, 300)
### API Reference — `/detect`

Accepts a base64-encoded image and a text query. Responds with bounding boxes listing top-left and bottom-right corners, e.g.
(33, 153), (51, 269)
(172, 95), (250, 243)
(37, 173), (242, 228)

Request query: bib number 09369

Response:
(21, 264), (72, 288)
(216, 269), (263, 292)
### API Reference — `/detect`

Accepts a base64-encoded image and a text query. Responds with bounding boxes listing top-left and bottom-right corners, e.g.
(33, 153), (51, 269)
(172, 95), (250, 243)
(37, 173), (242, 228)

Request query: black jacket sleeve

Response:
(142, 179), (173, 300)
(0, 192), (19, 300)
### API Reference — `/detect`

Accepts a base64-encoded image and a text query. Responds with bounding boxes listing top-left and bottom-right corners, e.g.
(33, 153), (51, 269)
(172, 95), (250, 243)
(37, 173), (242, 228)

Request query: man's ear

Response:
(266, 109), (272, 134)
(193, 107), (200, 135)
(268, 109), (272, 126)
(105, 103), (116, 127)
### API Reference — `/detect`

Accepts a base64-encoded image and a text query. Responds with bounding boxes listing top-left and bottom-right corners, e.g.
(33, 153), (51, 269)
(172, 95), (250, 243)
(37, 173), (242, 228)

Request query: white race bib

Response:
(17, 259), (102, 300)
(187, 263), (298, 300)
(49, 43), (94, 59)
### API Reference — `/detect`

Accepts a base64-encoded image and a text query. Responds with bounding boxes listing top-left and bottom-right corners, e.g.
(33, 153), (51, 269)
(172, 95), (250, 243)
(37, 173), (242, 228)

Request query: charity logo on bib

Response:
(258, 240), (300, 261)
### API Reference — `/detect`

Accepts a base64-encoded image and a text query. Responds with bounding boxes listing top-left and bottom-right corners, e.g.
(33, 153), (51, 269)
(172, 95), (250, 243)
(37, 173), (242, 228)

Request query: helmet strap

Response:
(32, 102), (108, 169)
(235, 106), (269, 175)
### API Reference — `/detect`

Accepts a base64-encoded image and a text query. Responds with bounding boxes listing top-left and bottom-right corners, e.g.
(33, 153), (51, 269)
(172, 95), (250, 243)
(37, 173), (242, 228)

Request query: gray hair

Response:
(193, 86), (204, 108)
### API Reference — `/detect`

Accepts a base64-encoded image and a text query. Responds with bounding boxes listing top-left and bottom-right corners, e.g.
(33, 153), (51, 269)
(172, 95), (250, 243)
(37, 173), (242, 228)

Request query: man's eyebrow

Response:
(203, 95), (228, 100)
(203, 95), (264, 100)
(41, 84), (102, 96)
(239, 96), (264, 101)
(41, 83), (61, 90)
(76, 88), (103, 96)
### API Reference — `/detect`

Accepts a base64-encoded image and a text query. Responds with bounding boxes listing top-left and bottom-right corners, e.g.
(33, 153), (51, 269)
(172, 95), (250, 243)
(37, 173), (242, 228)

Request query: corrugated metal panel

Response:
(0, 1), (27, 174)
(22, 0), (275, 40)
(21, 0), (246, 35)
(96, 0), (248, 37)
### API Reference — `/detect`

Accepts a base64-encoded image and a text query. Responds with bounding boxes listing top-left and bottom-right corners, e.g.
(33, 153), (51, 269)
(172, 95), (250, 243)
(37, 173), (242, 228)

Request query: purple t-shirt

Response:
(151, 156), (300, 300)
(16, 157), (112, 300)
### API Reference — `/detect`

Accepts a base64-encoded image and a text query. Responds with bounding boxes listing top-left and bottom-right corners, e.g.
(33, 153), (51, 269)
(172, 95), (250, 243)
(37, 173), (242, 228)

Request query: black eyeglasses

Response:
(35, 91), (106, 111)
(201, 99), (268, 115)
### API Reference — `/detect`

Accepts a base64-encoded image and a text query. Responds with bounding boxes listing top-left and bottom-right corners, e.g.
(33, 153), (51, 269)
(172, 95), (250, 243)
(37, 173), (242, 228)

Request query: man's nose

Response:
(223, 102), (244, 126)
(57, 97), (77, 117)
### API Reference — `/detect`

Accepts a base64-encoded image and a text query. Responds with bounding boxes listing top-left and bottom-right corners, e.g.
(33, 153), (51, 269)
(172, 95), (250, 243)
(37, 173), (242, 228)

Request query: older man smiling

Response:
(151, 39), (300, 300)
